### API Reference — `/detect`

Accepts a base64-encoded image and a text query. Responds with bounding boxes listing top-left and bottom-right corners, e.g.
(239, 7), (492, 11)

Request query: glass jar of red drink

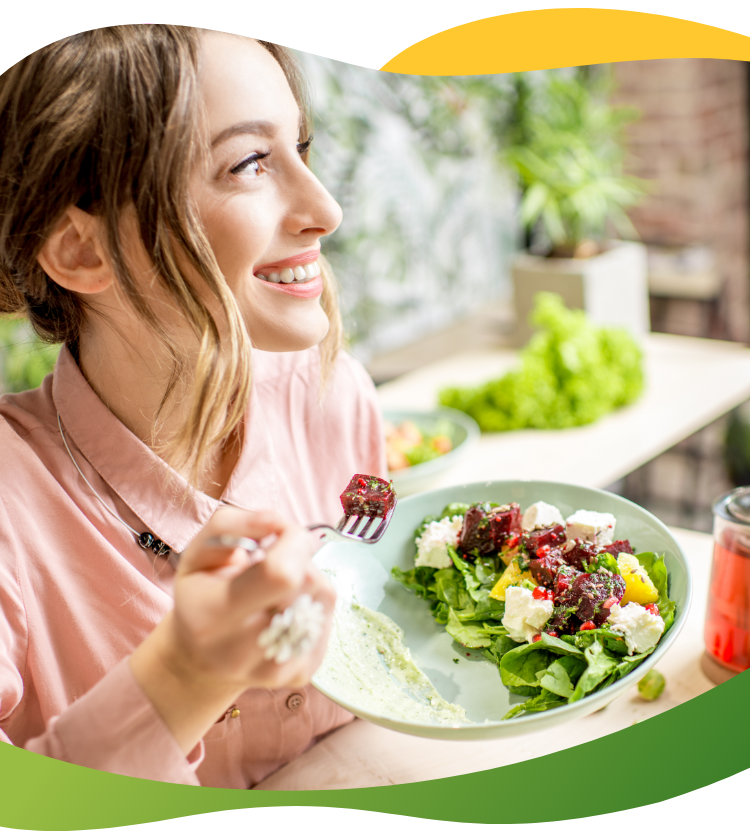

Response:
(706, 488), (750, 673)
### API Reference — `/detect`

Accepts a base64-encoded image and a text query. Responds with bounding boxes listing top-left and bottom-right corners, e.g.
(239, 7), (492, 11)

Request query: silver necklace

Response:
(57, 413), (172, 559)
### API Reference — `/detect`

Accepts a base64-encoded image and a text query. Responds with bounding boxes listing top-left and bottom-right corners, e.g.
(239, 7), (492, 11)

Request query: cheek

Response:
(201, 201), (272, 285)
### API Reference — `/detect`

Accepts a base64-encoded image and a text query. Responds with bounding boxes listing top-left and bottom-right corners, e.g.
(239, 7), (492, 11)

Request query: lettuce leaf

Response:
(637, 552), (676, 632)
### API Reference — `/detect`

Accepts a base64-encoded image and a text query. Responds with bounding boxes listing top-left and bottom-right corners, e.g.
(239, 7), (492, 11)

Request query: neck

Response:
(76, 306), (240, 499)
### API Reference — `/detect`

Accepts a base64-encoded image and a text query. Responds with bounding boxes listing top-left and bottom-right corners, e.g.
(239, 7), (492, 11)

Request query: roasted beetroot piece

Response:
(559, 571), (626, 627)
(459, 503), (521, 557)
(340, 474), (396, 518)
(554, 563), (581, 597)
(561, 539), (600, 571)
(529, 550), (566, 586)
(489, 504), (522, 548)
(522, 524), (566, 555)
(458, 505), (495, 557)
(598, 539), (635, 558)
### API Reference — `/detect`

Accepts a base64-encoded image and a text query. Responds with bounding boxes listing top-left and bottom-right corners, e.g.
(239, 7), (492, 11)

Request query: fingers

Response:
(172, 506), (336, 692)
(179, 507), (287, 572)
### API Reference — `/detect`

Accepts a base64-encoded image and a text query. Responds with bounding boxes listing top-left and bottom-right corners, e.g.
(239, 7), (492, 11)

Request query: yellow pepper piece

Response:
(617, 554), (659, 605)
(490, 558), (535, 601)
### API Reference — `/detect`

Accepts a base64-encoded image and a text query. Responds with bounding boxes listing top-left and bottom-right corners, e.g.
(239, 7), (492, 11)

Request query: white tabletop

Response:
(376, 333), (750, 489)
(255, 527), (717, 791)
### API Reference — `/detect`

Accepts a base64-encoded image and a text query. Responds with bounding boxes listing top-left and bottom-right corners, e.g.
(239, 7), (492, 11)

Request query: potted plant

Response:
(504, 70), (651, 345)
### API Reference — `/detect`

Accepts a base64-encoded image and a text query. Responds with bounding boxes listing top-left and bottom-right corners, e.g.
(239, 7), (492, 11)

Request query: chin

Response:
(249, 309), (331, 353)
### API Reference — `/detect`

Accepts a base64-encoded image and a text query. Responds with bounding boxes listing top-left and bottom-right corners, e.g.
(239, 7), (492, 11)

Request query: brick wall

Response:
(613, 59), (750, 342)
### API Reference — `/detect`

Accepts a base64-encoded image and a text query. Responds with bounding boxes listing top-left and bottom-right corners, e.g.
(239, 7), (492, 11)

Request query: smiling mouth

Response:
(255, 259), (322, 284)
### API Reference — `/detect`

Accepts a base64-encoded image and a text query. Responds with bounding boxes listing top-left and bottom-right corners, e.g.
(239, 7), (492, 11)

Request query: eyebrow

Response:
(211, 120), (277, 148)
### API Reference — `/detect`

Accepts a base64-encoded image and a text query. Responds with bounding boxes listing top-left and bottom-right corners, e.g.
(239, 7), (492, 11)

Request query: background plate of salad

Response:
(313, 480), (691, 740)
(383, 408), (480, 496)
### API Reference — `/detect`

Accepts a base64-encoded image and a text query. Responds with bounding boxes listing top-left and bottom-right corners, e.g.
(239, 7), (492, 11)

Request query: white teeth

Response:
(258, 260), (320, 284)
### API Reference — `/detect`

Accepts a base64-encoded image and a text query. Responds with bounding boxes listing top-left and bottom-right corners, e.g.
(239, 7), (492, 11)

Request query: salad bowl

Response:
(312, 480), (691, 740)
(383, 408), (480, 496)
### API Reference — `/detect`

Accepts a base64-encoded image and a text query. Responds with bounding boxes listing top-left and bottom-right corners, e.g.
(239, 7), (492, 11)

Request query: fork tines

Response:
(336, 511), (389, 542)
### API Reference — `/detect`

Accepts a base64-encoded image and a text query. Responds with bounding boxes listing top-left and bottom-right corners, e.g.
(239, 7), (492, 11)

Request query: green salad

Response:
(392, 498), (676, 719)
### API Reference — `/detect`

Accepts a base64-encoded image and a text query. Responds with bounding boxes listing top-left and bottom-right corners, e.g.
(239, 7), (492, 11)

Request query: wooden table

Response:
(376, 333), (750, 489)
(256, 527), (716, 790)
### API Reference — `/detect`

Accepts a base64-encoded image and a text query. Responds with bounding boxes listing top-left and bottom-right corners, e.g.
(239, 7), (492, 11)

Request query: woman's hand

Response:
(129, 507), (335, 754)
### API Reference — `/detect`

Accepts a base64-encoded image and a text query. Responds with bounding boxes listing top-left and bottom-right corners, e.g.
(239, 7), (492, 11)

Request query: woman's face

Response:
(192, 33), (343, 352)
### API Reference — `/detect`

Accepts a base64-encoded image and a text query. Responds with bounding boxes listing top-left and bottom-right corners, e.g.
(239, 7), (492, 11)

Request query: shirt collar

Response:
(52, 345), (277, 554)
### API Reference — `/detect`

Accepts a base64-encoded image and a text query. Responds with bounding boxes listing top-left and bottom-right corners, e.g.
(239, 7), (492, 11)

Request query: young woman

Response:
(0, 26), (386, 787)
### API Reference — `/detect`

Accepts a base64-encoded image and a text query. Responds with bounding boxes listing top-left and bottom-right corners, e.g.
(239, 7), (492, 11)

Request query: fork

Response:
(206, 499), (397, 553)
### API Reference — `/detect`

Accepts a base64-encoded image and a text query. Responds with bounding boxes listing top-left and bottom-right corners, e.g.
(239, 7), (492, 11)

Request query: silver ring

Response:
(257, 594), (326, 665)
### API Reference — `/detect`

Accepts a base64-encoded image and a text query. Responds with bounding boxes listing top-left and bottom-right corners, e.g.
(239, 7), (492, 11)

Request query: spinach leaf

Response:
(539, 656), (587, 698)
(445, 608), (492, 648)
(613, 647), (655, 680)
(503, 689), (567, 719)
(474, 556), (502, 586)
(499, 643), (553, 696)
(637, 552), (676, 633)
(434, 567), (473, 610)
(471, 588), (506, 621)
(450, 548), (485, 599)
(477, 622), (509, 636)
(431, 601), (449, 624)
(574, 626), (629, 656)
(440, 502), (470, 519)
(536, 632), (585, 658)
(568, 639), (618, 703)
(391, 566), (437, 600)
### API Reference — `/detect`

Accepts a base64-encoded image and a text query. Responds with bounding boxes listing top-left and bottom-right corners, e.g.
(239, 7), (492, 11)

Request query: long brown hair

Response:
(0, 25), (343, 487)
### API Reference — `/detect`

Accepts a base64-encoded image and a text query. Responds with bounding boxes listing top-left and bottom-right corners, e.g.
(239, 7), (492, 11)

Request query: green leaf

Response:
(637, 552), (676, 633)
(499, 643), (553, 695)
(391, 566), (437, 600)
(569, 639), (619, 703)
(445, 608), (492, 648)
(539, 656), (587, 698)
(503, 689), (567, 720)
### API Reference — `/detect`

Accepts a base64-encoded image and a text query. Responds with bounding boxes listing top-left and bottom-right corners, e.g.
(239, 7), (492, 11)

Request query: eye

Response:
(297, 136), (313, 156)
(230, 151), (270, 177)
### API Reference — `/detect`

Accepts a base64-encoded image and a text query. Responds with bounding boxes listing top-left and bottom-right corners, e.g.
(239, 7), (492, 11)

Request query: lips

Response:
(260, 274), (323, 298)
(254, 251), (321, 285)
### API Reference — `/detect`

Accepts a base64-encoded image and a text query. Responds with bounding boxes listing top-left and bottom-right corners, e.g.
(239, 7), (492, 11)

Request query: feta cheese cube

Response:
(521, 501), (565, 532)
(502, 586), (554, 643)
(415, 516), (463, 569)
(566, 509), (616, 547)
(607, 602), (665, 655)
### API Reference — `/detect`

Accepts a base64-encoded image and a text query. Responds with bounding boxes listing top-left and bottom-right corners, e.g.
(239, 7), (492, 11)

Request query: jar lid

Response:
(715, 487), (750, 525)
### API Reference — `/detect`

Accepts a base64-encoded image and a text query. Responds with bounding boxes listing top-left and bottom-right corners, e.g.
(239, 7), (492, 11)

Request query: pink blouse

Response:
(0, 344), (387, 787)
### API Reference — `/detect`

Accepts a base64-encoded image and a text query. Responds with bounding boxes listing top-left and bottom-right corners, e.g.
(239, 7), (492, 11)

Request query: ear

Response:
(37, 206), (114, 294)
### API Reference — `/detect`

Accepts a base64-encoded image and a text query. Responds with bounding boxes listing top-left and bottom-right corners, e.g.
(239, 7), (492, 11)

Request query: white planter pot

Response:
(511, 240), (650, 346)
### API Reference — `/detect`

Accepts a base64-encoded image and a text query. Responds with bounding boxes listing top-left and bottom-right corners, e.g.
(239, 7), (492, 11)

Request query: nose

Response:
(284, 160), (343, 240)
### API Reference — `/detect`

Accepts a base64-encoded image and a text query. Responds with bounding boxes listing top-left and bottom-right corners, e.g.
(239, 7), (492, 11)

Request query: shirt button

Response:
(286, 693), (305, 712)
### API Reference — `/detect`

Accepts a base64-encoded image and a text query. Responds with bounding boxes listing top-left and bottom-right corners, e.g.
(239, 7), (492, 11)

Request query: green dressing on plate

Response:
(316, 601), (468, 725)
